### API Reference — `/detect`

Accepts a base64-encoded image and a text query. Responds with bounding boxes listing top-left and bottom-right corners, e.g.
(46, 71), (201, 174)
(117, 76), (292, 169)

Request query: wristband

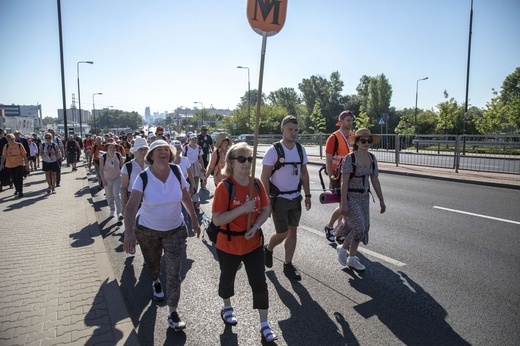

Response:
(305, 194), (311, 198)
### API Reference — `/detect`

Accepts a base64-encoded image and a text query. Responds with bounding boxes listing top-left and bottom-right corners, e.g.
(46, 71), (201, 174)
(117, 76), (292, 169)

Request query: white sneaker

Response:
(337, 247), (348, 266)
(109, 210), (115, 218)
(347, 256), (366, 271)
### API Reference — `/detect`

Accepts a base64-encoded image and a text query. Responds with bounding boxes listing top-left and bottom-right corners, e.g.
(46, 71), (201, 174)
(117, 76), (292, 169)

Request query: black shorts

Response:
(42, 161), (59, 172)
(28, 156), (36, 162)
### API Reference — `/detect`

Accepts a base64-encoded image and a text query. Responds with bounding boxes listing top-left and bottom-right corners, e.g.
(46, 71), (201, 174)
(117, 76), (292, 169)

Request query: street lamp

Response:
(77, 61), (93, 137)
(92, 93), (102, 134)
(194, 101), (204, 126)
(237, 66), (251, 129)
(414, 77), (428, 133)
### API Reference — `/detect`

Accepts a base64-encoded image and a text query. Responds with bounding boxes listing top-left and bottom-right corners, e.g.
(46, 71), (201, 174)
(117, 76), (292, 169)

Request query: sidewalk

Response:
(0, 164), (138, 345)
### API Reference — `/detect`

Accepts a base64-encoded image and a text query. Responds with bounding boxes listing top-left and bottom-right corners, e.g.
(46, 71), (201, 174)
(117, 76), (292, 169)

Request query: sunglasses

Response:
(358, 137), (373, 144)
(45, 137), (52, 139)
(231, 156), (253, 163)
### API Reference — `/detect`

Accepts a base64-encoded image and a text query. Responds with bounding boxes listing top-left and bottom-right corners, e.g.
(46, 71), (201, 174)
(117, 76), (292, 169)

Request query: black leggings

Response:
(8, 166), (24, 193)
(216, 245), (268, 310)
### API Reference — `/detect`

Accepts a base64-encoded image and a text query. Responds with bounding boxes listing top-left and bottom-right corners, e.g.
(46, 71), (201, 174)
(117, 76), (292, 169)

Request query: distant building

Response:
(0, 104), (43, 134)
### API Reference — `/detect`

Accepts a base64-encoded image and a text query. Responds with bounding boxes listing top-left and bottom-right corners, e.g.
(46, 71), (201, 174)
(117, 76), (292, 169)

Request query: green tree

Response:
(298, 71), (345, 133)
(268, 87), (301, 116)
(365, 74), (393, 125)
(309, 99), (326, 134)
(43, 116), (56, 126)
(354, 106), (371, 129)
(475, 91), (506, 134)
(394, 108), (415, 134)
(436, 91), (462, 134)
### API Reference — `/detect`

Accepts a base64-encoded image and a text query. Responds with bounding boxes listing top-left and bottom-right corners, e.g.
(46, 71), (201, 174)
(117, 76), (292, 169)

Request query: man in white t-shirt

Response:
(261, 115), (312, 281)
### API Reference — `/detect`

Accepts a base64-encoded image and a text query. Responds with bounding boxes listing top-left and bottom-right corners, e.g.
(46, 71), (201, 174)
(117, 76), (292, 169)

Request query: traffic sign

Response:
(378, 118), (386, 125)
(247, 0), (288, 37)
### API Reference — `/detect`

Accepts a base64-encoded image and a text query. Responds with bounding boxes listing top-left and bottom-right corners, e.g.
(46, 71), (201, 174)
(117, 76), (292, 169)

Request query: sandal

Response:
(220, 307), (238, 326)
(260, 325), (278, 343)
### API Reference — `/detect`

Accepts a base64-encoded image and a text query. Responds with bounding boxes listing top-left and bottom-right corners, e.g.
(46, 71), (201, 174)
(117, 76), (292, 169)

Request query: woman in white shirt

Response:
(99, 140), (124, 219)
(120, 138), (148, 216)
(123, 140), (200, 332)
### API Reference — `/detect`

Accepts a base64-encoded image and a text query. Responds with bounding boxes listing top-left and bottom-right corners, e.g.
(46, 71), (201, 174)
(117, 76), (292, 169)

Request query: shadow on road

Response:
(266, 271), (348, 346)
(347, 260), (471, 345)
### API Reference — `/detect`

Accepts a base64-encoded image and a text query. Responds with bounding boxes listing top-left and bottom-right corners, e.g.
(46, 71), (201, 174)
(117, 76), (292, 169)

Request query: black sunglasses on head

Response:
(358, 137), (373, 144)
(231, 156), (253, 163)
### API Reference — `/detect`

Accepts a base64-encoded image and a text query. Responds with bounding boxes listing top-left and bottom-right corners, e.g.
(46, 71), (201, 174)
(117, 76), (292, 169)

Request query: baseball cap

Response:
(336, 110), (354, 126)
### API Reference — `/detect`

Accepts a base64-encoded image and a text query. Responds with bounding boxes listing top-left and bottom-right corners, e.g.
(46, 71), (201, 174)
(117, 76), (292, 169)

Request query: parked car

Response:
(236, 134), (255, 145)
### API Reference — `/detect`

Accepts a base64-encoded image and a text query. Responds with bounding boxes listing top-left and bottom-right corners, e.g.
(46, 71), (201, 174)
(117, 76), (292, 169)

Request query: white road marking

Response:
(298, 225), (406, 267)
(433, 206), (520, 225)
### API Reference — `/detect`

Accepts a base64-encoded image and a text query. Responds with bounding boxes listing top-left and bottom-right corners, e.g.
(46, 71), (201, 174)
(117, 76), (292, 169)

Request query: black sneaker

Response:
(336, 236), (345, 245)
(264, 246), (273, 268)
(283, 262), (301, 281)
(152, 281), (165, 301)
(167, 311), (186, 331)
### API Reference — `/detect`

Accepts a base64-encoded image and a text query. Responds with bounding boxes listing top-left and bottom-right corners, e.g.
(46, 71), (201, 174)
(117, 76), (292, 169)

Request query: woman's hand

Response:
(340, 205), (350, 217)
(123, 230), (136, 254)
(240, 200), (256, 214)
(380, 200), (386, 214)
(244, 224), (259, 240)
(192, 223), (201, 238)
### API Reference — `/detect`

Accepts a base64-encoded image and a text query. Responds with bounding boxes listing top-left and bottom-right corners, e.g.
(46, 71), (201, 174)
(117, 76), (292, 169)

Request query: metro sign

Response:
(247, 0), (288, 36)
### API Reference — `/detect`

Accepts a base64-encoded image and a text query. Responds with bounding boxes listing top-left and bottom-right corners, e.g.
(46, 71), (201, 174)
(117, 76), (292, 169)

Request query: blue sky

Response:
(1, 0), (519, 118)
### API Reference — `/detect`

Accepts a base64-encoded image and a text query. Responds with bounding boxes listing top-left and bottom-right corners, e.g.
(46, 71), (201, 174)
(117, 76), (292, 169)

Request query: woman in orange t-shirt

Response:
(211, 142), (277, 343)
(1, 134), (29, 197)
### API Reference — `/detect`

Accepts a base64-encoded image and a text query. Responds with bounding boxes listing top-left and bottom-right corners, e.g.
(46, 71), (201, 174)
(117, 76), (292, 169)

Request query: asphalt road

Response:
(93, 161), (520, 346)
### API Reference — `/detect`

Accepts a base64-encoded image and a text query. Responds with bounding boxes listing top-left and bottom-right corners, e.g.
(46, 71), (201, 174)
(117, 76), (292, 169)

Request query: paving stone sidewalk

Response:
(0, 164), (138, 345)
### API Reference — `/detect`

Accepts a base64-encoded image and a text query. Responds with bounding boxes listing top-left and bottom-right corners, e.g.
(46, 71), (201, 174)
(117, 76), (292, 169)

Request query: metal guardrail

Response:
(252, 133), (520, 175)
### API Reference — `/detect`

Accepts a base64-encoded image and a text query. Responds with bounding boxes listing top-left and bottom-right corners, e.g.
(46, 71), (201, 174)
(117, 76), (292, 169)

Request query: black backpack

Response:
(206, 178), (261, 242)
(139, 164), (182, 192)
(124, 161), (134, 177)
(348, 152), (376, 193)
(269, 141), (304, 196)
(210, 150), (221, 177)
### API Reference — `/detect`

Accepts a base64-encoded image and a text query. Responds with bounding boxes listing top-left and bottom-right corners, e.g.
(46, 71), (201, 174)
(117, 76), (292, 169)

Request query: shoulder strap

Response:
(350, 153), (357, 179)
(333, 133), (339, 155)
(125, 161), (133, 176)
(271, 141), (285, 175)
(295, 142), (304, 164)
(169, 164), (182, 184)
(139, 170), (148, 192)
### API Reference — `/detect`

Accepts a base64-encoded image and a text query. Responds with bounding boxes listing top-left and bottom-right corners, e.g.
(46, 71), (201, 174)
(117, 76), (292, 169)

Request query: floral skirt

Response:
(334, 192), (370, 245)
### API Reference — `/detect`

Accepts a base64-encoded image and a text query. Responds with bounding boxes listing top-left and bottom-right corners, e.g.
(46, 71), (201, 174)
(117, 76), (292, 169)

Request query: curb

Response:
(84, 169), (141, 345)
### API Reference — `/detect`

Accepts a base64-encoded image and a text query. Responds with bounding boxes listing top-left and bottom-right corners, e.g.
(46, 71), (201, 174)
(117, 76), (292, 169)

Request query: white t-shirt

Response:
(183, 144), (202, 164)
(262, 141), (309, 200)
(121, 160), (146, 193)
(176, 156), (191, 179)
(132, 165), (188, 231)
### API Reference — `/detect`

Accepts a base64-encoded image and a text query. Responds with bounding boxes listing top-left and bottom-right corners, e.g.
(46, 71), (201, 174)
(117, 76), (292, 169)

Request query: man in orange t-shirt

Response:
(324, 110), (355, 244)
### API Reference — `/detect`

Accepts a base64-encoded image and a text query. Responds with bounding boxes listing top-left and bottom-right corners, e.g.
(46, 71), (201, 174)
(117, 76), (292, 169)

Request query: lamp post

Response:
(237, 66), (251, 129)
(414, 77), (428, 133)
(194, 101), (204, 127)
(77, 61), (93, 137)
(92, 93), (102, 134)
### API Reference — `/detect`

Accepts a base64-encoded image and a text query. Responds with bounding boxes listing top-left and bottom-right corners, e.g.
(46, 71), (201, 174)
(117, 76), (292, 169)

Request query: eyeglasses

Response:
(201, 129), (207, 132)
(231, 156), (253, 163)
(358, 137), (373, 144)
(45, 137), (52, 139)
